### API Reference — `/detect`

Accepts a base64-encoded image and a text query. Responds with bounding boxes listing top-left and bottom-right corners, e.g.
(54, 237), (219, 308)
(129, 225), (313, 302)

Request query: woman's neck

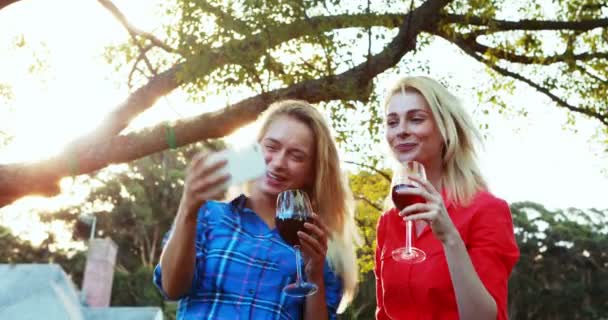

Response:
(424, 158), (443, 192)
(248, 188), (277, 229)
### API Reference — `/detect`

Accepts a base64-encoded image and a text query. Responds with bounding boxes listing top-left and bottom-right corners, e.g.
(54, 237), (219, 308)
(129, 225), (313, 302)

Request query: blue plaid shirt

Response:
(154, 195), (343, 320)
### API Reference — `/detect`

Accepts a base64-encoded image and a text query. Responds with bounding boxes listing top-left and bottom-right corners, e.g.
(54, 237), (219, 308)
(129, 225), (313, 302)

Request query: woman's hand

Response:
(397, 175), (459, 244)
(180, 152), (231, 218)
(298, 212), (329, 283)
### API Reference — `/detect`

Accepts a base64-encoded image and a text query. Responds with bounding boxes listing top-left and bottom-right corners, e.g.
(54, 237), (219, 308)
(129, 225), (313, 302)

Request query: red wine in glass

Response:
(276, 215), (312, 247)
(391, 161), (427, 263)
(392, 184), (426, 212)
(275, 190), (318, 297)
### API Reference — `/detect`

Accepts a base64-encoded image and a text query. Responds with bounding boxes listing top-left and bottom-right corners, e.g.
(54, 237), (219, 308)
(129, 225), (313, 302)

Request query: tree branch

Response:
(128, 44), (154, 88)
(97, 0), (176, 53)
(345, 160), (391, 182)
(482, 60), (608, 127)
(142, 230), (152, 266)
(456, 35), (608, 65)
(98, 0), (162, 77)
(150, 227), (159, 267)
(138, 240), (147, 267)
(198, 1), (253, 35)
(432, 29), (608, 127)
(0, 0), (19, 11)
(576, 62), (608, 84)
(72, 12), (416, 149)
(67, 65), (181, 153)
(354, 194), (383, 212)
(0, 0), (452, 208)
(61, 10), (439, 166)
(444, 14), (608, 33)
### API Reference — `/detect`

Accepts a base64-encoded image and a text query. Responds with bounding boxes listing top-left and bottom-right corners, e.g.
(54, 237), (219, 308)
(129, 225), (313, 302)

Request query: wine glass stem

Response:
(294, 246), (303, 286)
(406, 220), (413, 254)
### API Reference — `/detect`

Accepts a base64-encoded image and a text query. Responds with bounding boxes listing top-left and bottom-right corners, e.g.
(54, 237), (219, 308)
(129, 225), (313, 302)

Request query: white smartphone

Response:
(206, 143), (266, 187)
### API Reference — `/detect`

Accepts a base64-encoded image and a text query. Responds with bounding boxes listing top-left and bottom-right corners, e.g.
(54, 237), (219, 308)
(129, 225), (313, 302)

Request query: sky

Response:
(0, 0), (607, 246)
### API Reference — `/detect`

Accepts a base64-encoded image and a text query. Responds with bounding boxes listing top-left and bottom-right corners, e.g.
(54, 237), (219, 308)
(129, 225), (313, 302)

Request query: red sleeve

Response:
(375, 213), (390, 320)
(468, 197), (520, 320)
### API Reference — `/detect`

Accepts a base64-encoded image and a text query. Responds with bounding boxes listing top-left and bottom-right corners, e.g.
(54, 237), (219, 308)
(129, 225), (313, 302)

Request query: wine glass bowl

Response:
(275, 189), (318, 297)
(391, 161), (427, 263)
(391, 184), (426, 211)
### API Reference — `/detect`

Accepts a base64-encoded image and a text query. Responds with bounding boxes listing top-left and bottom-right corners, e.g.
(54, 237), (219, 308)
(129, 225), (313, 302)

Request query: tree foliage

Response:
(508, 202), (608, 320)
(1, 0), (606, 207)
(348, 165), (391, 276)
(37, 144), (217, 317)
(42, 153), (180, 269)
(0, 225), (87, 286)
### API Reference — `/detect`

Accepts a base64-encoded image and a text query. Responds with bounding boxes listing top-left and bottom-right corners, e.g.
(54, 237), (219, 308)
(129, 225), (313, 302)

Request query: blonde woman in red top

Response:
(375, 76), (519, 320)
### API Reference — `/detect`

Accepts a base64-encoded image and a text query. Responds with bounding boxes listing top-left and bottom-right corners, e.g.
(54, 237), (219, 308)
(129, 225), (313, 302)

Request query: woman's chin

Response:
(394, 152), (418, 163)
(260, 181), (285, 196)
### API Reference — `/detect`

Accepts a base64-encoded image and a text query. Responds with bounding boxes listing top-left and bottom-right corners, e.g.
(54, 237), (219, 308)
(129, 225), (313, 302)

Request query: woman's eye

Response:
(289, 152), (306, 162)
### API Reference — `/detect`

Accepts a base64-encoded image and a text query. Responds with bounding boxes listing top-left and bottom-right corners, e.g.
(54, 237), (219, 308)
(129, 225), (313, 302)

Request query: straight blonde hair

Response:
(384, 76), (487, 206)
(257, 100), (360, 312)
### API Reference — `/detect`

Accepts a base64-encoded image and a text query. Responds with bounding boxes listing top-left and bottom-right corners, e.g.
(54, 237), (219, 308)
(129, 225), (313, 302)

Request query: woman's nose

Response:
(268, 151), (288, 170)
(396, 120), (410, 138)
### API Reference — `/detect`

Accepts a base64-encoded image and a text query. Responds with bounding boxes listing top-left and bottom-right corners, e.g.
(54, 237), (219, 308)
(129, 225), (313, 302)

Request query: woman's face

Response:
(255, 115), (315, 197)
(385, 90), (444, 167)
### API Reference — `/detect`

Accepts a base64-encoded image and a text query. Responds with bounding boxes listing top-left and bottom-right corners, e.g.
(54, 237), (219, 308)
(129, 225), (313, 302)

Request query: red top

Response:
(375, 190), (519, 320)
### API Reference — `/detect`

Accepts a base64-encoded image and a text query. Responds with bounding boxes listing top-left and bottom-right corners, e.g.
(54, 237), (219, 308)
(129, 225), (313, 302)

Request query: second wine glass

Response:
(275, 189), (318, 297)
(391, 160), (427, 263)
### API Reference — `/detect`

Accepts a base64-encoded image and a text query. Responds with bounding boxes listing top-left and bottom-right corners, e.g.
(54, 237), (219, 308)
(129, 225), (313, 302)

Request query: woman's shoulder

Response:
(465, 190), (514, 223)
(467, 191), (520, 260)
(470, 190), (509, 211)
(196, 197), (240, 224)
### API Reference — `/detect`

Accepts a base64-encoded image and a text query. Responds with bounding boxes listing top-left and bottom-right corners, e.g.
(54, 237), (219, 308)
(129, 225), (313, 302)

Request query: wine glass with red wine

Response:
(391, 160), (427, 263)
(275, 189), (318, 297)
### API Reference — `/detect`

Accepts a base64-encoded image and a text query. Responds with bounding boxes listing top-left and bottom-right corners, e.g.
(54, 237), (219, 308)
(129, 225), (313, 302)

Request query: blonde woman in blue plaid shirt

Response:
(154, 100), (359, 320)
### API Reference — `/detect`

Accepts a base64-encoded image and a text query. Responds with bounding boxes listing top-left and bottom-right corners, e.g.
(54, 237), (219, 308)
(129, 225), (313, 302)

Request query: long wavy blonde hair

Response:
(257, 100), (360, 312)
(384, 76), (487, 206)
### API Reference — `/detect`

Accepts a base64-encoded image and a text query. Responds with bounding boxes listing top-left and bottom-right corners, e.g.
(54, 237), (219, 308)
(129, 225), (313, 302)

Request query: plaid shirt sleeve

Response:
(153, 204), (210, 300)
(323, 261), (344, 320)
